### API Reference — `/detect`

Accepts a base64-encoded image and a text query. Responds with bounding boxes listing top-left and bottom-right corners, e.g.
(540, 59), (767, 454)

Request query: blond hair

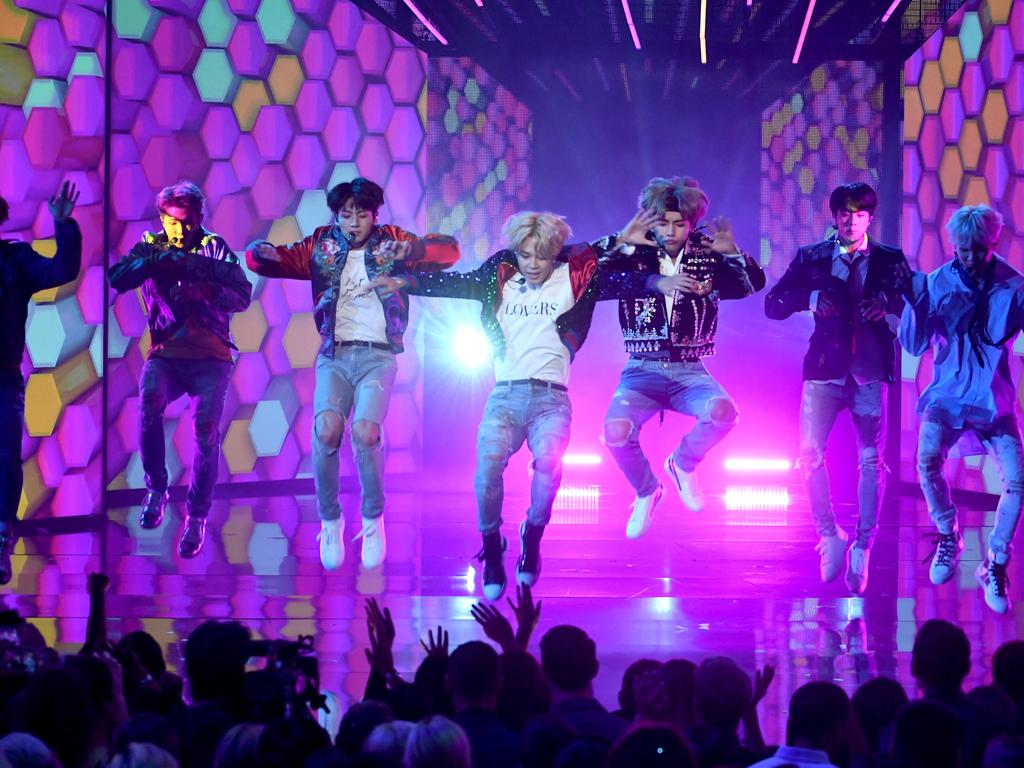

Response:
(946, 205), (1003, 250)
(501, 212), (571, 260)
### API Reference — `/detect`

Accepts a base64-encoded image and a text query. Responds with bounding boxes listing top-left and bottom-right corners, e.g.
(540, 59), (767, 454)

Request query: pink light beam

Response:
(881, 0), (904, 24)
(792, 0), (817, 64)
(621, 0), (642, 50)
(403, 0), (449, 45)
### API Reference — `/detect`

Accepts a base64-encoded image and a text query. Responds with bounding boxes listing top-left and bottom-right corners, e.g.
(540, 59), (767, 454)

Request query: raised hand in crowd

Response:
(471, 601), (517, 654)
(742, 663), (776, 750)
(508, 584), (542, 651)
(365, 597), (396, 678)
(420, 625), (449, 659)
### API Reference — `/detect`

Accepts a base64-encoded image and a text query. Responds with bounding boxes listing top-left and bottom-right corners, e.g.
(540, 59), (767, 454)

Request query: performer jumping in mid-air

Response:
(246, 178), (458, 571)
(901, 205), (1024, 614)
(109, 181), (252, 559)
(595, 176), (765, 538)
(765, 182), (909, 595)
(0, 182), (81, 583)
(370, 210), (678, 599)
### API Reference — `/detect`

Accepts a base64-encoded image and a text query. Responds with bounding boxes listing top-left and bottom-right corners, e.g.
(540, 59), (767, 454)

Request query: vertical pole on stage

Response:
(100, 0), (114, 575)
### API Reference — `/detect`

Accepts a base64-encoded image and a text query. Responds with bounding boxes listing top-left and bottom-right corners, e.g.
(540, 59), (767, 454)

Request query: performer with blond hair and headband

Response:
(370, 210), (680, 599)
(901, 204), (1024, 614)
(595, 176), (765, 539)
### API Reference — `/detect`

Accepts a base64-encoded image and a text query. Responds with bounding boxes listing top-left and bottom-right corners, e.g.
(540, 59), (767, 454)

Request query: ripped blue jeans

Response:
(917, 415), (1024, 563)
(604, 359), (737, 497)
(799, 379), (887, 549)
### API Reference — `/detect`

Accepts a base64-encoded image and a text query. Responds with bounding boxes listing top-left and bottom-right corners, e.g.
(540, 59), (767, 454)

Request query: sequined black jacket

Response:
(402, 243), (651, 361)
(0, 218), (82, 374)
(591, 231), (767, 362)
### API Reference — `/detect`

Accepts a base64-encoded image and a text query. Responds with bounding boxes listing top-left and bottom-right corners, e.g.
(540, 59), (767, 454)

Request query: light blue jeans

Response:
(475, 382), (572, 533)
(604, 358), (737, 497)
(313, 348), (396, 521)
(799, 379), (887, 549)
(917, 415), (1024, 562)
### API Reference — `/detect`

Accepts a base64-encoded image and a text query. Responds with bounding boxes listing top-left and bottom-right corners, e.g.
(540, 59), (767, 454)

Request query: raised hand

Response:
(251, 242), (282, 263)
(363, 274), (404, 296)
(87, 572), (109, 596)
(419, 624), (449, 659)
(364, 597), (396, 675)
(48, 181), (79, 222)
(704, 216), (738, 255)
(751, 664), (776, 707)
(508, 584), (542, 651)
(859, 295), (887, 322)
(814, 293), (839, 317)
(470, 601), (516, 653)
(656, 272), (710, 297)
(618, 209), (659, 247)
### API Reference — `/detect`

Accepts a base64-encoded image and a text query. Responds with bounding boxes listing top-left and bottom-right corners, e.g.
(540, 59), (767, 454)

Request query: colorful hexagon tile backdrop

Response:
(900, 0), (1024, 492)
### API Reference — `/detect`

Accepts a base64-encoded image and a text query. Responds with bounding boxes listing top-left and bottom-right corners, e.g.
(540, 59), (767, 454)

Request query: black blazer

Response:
(764, 238), (908, 382)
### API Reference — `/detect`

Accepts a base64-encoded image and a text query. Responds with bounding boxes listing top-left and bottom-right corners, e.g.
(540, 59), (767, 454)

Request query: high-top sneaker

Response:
(0, 531), (13, 585)
(976, 558), (1011, 614)
(516, 521), (544, 587)
(318, 518), (344, 570)
(139, 489), (168, 529)
(928, 529), (964, 585)
(178, 515), (207, 559)
(665, 455), (704, 512)
(356, 515), (386, 569)
(815, 528), (848, 583)
(626, 484), (663, 539)
(846, 545), (870, 595)
(477, 531), (507, 601)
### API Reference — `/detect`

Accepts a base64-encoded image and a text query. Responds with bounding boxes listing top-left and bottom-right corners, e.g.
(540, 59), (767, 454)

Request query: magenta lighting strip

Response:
(792, 0), (817, 64)
(403, 0), (449, 45)
(881, 0), (904, 24)
(620, 0), (642, 50)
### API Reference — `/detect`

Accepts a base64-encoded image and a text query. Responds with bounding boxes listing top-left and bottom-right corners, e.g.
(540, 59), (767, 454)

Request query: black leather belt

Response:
(495, 378), (568, 392)
(337, 340), (391, 351)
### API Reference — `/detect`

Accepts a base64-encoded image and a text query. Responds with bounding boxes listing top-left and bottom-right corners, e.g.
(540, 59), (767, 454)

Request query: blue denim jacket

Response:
(900, 256), (1024, 427)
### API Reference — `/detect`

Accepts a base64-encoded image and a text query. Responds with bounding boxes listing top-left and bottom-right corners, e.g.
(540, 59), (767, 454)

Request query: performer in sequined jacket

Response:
(109, 181), (252, 559)
(246, 178), (458, 572)
(596, 176), (765, 538)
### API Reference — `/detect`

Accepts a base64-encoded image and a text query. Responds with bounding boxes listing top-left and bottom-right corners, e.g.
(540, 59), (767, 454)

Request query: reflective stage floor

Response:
(3, 480), (1020, 743)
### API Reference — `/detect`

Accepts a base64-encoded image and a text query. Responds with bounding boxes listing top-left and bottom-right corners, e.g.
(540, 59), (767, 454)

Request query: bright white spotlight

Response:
(723, 486), (791, 510)
(723, 457), (793, 472)
(451, 324), (493, 370)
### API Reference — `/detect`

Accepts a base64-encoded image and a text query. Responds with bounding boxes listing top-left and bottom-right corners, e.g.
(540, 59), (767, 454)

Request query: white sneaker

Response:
(355, 515), (386, 569)
(318, 518), (344, 570)
(664, 455), (704, 512)
(976, 558), (1011, 614)
(626, 484), (663, 539)
(845, 545), (870, 595)
(815, 528), (849, 583)
(929, 529), (964, 585)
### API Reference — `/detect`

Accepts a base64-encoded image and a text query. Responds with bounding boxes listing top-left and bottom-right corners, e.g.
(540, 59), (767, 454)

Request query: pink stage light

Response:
(620, 0), (642, 50)
(723, 457), (793, 472)
(563, 453), (602, 466)
(723, 486), (790, 510)
(475, 0), (483, 6)
(881, 0), (904, 24)
(791, 0), (817, 64)
(699, 0), (708, 63)
(402, 0), (449, 45)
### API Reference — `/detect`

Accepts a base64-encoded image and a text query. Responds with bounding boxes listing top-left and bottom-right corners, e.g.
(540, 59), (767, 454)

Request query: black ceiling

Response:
(352, 0), (965, 107)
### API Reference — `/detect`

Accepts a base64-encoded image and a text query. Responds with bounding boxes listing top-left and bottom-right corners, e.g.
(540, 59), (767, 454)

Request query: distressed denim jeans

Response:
(799, 379), (887, 549)
(475, 383), (572, 533)
(917, 415), (1024, 562)
(604, 359), (737, 497)
(313, 348), (396, 521)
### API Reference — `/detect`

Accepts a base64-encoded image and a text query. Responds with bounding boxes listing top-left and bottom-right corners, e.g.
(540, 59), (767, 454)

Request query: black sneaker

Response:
(476, 531), (507, 601)
(178, 516), (207, 559)
(976, 559), (1011, 614)
(139, 489), (168, 529)
(0, 531), (13, 585)
(516, 521), (544, 587)
(927, 529), (963, 585)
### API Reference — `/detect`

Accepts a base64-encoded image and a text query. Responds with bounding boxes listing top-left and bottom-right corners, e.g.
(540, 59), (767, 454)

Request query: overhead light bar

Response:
(402, 0), (449, 45)
(621, 0), (641, 50)
(791, 0), (816, 64)
(724, 457), (793, 472)
(881, 0), (904, 24)
(699, 0), (708, 63)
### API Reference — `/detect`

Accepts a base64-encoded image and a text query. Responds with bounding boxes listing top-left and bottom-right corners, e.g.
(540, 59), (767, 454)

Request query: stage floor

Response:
(3, 481), (1021, 743)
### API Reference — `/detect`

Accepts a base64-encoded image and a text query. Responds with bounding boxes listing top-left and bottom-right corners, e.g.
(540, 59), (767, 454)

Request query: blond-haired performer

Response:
(595, 177), (765, 537)
(370, 211), (680, 599)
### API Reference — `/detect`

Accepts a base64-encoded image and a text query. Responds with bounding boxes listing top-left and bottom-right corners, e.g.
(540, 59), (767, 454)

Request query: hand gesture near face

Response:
(48, 181), (80, 223)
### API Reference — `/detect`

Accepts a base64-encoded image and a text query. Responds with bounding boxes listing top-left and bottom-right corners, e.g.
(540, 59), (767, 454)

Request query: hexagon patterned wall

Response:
(760, 61), (885, 281)
(103, 1), (435, 492)
(900, 0), (1024, 491)
(0, 0), (106, 522)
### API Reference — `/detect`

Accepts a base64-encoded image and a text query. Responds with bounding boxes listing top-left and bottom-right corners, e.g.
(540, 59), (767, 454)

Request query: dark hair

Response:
(257, 715), (331, 767)
(327, 177), (384, 216)
(851, 677), (908, 755)
(497, 649), (551, 731)
(448, 641), (500, 704)
(659, 659), (697, 729)
(994, 640), (1024, 702)
(335, 700), (393, 755)
(983, 735), (1024, 768)
(786, 682), (850, 745)
(114, 713), (180, 758)
(694, 657), (751, 731)
(639, 176), (709, 227)
(0, 195), (8, 227)
(156, 180), (206, 219)
(891, 699), (960, 768)
(119, 630), (167, 677)
(540, 625), (598, 693)
(617, 659), (661, 720)
(829, 182), (878, 216)
(911, 619), (970, 692)
(6, 668), (93, 768)
(604, 725), (695, 768)
(183, 620), (252, 702)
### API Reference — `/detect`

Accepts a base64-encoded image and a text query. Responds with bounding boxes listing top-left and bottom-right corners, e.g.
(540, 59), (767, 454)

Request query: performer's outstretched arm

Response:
(179, 238), (253, 312)
(764, 250), (813, 319)
(245, 232), (317, 280)
(898, 271), (933, 357)
(21, 181), (82, 291)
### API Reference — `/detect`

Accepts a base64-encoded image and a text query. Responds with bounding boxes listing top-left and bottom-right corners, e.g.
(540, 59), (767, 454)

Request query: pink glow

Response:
(620, 0), (641, 50)
(402, 0), (449, 45)
(791, 0), (817, 64)
(723, 486), (791, 510)
(723, 457), (793, 472)
(563, 453), (602, 466)
(881, 0), (903, 24)
(475, 0), (483, 6)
